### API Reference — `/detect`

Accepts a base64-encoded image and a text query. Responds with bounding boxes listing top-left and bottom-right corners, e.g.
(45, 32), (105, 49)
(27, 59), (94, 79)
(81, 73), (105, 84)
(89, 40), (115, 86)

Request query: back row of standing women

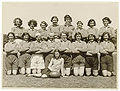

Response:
(12, 15), (117, 43)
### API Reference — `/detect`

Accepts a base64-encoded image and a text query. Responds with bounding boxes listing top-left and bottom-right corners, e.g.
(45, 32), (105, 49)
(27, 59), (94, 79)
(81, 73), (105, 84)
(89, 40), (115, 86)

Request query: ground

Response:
(2, 54), (117, 88)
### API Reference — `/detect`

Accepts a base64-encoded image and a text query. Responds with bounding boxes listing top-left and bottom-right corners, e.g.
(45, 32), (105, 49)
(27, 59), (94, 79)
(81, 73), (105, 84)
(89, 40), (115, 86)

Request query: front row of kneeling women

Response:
(4, 31), (115, 77)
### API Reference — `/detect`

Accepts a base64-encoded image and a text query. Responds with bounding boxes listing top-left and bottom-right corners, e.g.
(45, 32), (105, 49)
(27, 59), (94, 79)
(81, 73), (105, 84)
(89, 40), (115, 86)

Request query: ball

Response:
(49, 71), (61, 78)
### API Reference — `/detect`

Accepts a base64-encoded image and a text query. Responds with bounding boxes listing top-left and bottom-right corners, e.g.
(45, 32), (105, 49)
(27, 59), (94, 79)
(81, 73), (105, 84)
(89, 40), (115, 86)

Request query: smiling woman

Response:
(2, 1), (118, 88)
(2, 2), (118, 34)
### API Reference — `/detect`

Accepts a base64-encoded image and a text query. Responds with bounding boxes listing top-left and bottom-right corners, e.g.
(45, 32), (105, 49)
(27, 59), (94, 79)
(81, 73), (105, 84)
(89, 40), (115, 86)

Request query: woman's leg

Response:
(65, 68), (71, 76)
(73, 64), (79, 76)
(79, 66), (85, 76)
(101, 56), (107, 77)
(92, 57), (98, 76)
(85, 57), (92, 76)
(5, 55), (12, 75)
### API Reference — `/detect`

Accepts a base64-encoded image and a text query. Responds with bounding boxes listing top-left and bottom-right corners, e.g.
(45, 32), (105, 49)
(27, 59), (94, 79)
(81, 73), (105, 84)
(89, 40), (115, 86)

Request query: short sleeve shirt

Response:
(11, 27), (25, 37)
(48, 25), (61, 35)
(99, 26), (115, 37)
(60, 24), (75, 36)
(86, 27), (99, 38)
(25, 29), (38, 38)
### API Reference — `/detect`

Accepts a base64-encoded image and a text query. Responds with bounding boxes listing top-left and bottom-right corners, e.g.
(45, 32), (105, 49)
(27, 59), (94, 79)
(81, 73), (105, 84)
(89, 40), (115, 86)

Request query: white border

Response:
(0, 0), (119, 91)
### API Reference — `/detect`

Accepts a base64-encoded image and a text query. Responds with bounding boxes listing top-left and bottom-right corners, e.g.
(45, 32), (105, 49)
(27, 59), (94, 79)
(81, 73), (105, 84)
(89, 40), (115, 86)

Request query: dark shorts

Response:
(72, 54), (85, 67)
(61, 54), (72, 68)
(100, 55), (113, 72)
(18, 53), (31, 68)
(86, 55), (98, 70)
(5, 54), (18, 70)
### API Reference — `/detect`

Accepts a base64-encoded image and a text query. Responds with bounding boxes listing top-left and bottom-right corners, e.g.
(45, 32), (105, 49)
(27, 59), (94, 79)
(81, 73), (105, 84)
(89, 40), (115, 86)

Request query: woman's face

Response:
(55, 51), (60, 59)
(30, 22), (35, 29)
(103, 19), (109, 27)
(23, 34), (29, 41)
(77, 22), (83, 29)
(61, 34), (67, 41)
(89, 35), (95, 42)
(52, 18), (58, 24)
(36, 36), (42, 42)
(54, 35), (59, 39)
(15, 19), (21, 27)
(40, 23), (46, 30)
(103, 34), (109, 41)
(49, 35), (54, 41)
(8, 34), (14, 42)
(89, 21), (95, 28)
(76, 34), (82, 41)
(65, 18), (71, 24)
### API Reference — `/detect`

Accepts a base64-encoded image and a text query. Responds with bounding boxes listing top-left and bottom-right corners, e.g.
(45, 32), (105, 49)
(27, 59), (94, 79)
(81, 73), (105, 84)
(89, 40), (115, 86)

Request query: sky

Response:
(2, 2), (119, 34)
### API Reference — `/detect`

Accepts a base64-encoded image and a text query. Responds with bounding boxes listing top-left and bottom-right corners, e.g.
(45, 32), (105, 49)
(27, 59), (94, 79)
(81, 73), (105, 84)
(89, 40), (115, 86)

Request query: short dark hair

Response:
(102, 17), (112, 24)
(40, 21), (48, 27)
(77, 21), (83, 25)
(87, 19), (96, 26)
(22, 32), (31, 40)
(74, 32), (82, 40)
(101, 32), (111, 42)
(7, 32), (15, 39)
(51, 16), (59, 22)
(28, 19), (37, 27)
(64, 15), (72, 22)
(13, 18), (22, 26)
(87, 34), (96, 42)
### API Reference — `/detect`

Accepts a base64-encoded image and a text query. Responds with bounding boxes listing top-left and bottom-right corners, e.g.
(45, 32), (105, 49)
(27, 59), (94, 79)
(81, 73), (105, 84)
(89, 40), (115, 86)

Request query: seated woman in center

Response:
(48, 49), (64, 78)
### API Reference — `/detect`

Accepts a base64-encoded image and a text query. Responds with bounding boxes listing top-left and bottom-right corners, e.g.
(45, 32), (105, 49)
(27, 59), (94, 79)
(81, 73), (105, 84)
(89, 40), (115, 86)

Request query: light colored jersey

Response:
(25, 29), (38, 38)
(86, 27), (99, 38)
(4, 41), (19, 53)
(11, 27), (25, 37)
(99, 41), (115, 53)
(48, 58), (64, 72)
(48, 25), (61, 36)
(37, 29), (49, 40)
(60, 24), (75, 36)
(99, 26), (115, 37)
(71, 40), (87, 53)
(72, 28), (87, 39)
(18, 40), (31, 52)
(86, 41), (99, 54)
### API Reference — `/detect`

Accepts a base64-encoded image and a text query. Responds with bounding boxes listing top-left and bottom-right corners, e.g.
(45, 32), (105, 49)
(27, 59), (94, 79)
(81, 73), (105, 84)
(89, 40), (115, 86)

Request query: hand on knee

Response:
(73, 67), (79, 76)
(102, 70), (107, 77)
(6, 70), (12, 75)
(86, 68), (91, 76)
(79, 66), (85, 76)
(20, 67), (25, 75)
(13, 70), (17, 75)
(93, 70), (98, 76)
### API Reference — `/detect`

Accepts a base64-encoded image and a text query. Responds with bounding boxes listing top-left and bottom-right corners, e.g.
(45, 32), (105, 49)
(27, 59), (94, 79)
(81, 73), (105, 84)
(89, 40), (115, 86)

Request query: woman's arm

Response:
(106, 42), (115, 53)
(48, 58), (53, 71)
(99, 44), (108, 54)
(60, 58), (64, 76)
(4, 43), (14, 53)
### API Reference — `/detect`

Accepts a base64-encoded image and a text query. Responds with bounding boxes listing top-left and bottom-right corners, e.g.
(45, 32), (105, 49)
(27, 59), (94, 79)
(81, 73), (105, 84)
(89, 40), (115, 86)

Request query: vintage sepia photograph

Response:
(2, 1), (118, 88)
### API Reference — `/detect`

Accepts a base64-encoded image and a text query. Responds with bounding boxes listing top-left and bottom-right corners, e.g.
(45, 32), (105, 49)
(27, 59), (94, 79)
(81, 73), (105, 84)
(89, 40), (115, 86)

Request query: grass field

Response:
(2, 54), (117, 88)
